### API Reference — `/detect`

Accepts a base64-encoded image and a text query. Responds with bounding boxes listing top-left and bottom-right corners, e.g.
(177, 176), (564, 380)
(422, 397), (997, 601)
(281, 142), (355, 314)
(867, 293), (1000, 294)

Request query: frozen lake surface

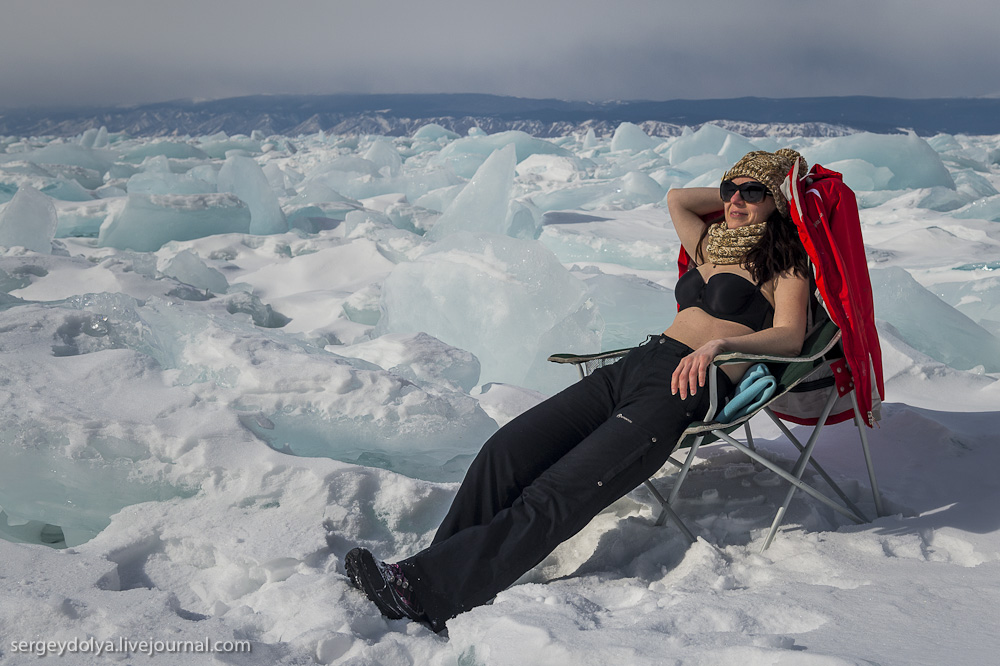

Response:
(0, 123), (998, 664)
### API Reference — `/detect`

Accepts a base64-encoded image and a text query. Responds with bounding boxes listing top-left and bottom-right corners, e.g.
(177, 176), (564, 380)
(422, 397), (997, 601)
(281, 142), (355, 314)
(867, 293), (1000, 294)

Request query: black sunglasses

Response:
(720, 180), (771, 204)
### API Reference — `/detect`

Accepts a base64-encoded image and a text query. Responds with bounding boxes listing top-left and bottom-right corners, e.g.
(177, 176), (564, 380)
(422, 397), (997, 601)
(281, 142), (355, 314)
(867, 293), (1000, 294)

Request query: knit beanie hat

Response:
(721, 148), (807, 218)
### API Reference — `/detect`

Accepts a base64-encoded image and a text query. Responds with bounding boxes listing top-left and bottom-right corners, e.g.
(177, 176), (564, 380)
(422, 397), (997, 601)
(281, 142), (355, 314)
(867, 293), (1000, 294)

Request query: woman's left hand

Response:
(671, 339), (727, 399)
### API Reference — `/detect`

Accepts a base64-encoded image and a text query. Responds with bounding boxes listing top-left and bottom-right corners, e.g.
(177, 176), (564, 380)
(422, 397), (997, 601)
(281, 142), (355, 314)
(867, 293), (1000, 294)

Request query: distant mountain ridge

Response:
(3, 93), (1000, 138)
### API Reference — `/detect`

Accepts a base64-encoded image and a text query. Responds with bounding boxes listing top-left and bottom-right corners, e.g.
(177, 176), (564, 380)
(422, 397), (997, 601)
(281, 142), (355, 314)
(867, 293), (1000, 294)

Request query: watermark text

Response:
(10, 636), (251, 658)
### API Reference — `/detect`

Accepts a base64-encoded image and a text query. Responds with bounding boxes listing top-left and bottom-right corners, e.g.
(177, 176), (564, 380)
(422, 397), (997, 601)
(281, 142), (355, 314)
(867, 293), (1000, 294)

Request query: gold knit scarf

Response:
(705, 220), (766, 265)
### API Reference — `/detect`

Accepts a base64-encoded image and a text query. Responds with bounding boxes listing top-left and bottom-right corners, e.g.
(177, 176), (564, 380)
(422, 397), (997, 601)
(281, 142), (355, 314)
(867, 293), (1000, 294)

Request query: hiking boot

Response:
(344, 548), (427, 623)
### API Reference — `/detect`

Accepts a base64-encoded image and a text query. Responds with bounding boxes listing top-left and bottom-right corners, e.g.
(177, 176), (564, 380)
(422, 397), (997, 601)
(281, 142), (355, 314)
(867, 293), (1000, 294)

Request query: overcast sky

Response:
(2, 0), (999, 108)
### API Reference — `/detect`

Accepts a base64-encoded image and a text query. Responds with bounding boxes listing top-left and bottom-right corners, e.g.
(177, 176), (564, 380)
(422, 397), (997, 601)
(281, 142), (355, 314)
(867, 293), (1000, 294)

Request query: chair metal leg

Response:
(760, 386), (841, 551)
(743, 422), (756, 451)
(850, 391), (886, 517)
(764, 407), (869, 523)
(715, 430), (864, 526)
(643, 480), (696, 542)
(668, 435), (705, 505)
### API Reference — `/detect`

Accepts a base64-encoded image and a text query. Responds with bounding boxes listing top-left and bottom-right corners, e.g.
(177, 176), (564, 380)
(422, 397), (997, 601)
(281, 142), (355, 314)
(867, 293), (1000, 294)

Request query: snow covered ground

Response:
(0, 122), (998, 665)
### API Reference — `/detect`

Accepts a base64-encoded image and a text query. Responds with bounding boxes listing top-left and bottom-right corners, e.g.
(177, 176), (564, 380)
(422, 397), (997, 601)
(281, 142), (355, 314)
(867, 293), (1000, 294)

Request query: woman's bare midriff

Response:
(663, 308), (757, 383)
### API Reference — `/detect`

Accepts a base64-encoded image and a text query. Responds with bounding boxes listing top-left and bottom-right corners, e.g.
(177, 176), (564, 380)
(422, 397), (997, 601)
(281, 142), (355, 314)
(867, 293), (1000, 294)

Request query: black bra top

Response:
(675, 269), (774, 331)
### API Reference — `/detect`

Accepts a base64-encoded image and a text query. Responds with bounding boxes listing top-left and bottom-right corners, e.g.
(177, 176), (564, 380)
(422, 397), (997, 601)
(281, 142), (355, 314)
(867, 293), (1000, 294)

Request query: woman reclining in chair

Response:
(344, 148), (813, 633)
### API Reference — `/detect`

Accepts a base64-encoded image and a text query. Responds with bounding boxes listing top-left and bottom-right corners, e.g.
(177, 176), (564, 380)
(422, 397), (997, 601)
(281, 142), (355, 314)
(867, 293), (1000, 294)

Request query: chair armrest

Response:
(547, 348), (634, 365)
(712, 327), (842, 366)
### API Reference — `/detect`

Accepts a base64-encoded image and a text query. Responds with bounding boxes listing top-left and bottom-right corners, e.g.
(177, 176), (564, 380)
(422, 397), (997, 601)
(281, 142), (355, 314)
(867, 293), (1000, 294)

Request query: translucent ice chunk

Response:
(432, 130), (573, 178)
(285, 202), (355, 232)
(338, 331), (481, 392)
(951, 194), (1000, 222)
(288, 179), (360, 206)
(0, 186), (58, 253)
(473, 381), (547, 427)
(802, 133), (955, 190)
(427, 144), (516, 240)
(197, 134), (262, 159)
(123, 140), (209, 162)
(505, 200), (541, 240)
(539, 212), (676, 270)
(40, 162), (105, 190)
(515, 153), (589, 183)
(138, 154), (171, 174)
(869, 266), (1000, 372)
(224, 291), (290, 328)
(378, 231), (602, 394)
(20, 142), (116, 174)
(648, 166), (695, 192)
(934, 274), (1000, 337)
(159, 249), (229, 293)
(79, 127), (99, 148)
(98, 193), (251, 251)
(92, 126), (109, 148)
(342, 209), (396, 237)
(584, 272), (676, 350)
(667, 124), (757, 167)
(620, 171), (666, 204)
(341, 283), (382, 325)
(0, 305), (200, 545)
(412, 123), (460, 142)
(0, 162), (98, 202)
(296, 156), (414, 201)
(383, 199), (440, 235)
(927, 133), (963, 153)
(529, 172), (665, 213)
(363, 140), (403, 177)
(54, 199), (123, 238)
(217, 155), (287, 235)
(399, 168), (464, 205)
(914, 187), (970, 212)
(127, 170), (215, 196)
(610, 122), (660, 152)
(311, 156), (380, 179)
(414, 184), (465, 213)
(261, 162), (293, 194)
(0, 422), (193, 546)
(824, 158), (894, 191)
(954, 170), (999, 199)
(672, 155), (731, 185)
(38, 178), (94, 202)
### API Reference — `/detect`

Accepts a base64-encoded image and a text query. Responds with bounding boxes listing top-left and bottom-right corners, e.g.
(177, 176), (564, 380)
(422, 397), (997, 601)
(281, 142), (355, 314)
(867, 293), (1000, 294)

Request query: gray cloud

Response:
(2, 0), (998, 108)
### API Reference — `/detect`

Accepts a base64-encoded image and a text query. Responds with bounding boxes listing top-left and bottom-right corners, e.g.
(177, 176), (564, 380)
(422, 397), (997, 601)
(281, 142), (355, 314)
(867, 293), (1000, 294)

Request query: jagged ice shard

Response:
(159, 249), (229, 293)
(217, 154), (288, 234)
(609, 122), (661, 153)
(870, 266), (1000, 372)
(427, 144), (517, 239)
(98, 192), (251, 251)
(0, 185), (58, 253)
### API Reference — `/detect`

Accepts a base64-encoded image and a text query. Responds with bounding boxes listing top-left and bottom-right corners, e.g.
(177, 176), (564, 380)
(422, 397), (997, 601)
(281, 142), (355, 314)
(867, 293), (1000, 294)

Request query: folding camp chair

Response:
(547, 313), (886, 552)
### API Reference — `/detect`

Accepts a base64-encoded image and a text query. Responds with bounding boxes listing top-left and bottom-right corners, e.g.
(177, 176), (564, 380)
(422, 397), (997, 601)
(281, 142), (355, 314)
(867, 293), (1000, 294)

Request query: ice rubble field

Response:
(0, 122), (999, 665)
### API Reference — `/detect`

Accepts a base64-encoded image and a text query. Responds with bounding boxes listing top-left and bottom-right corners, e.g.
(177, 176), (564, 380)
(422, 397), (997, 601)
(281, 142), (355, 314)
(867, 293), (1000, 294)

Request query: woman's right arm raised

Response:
(666, 187), (724, 261)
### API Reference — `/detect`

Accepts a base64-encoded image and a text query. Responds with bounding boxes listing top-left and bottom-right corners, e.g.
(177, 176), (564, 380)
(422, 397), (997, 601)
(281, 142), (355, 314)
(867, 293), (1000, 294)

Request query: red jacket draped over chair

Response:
(784, 162), (883, 426)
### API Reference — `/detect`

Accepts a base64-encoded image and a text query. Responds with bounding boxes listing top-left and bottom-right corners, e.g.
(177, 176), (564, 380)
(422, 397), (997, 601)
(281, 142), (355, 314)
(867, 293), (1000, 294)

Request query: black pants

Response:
(398, 335), (732, 628)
